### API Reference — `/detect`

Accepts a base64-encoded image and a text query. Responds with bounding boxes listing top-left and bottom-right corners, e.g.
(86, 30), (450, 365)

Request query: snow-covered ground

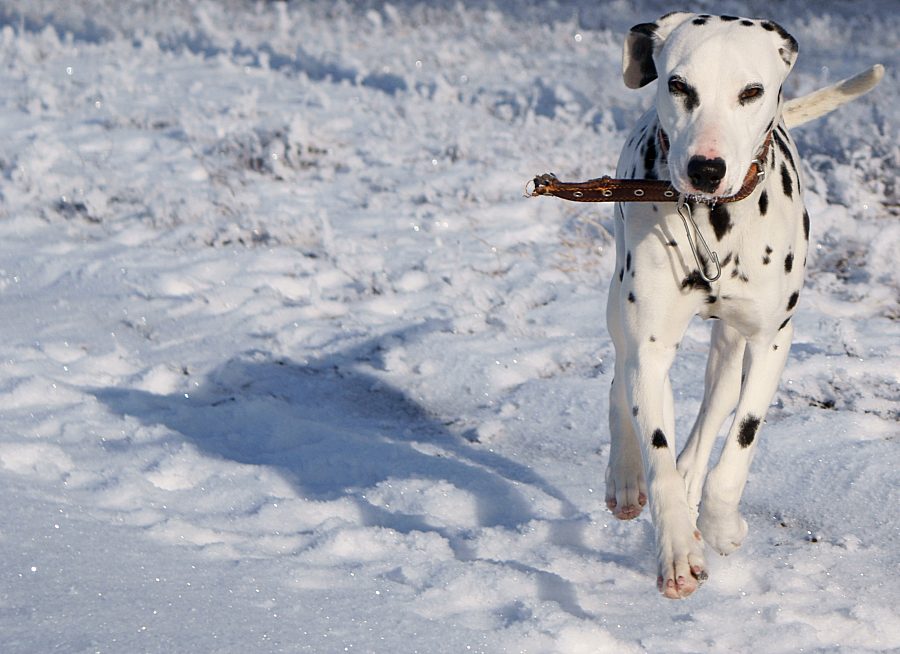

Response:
(0, 1), (897, 652)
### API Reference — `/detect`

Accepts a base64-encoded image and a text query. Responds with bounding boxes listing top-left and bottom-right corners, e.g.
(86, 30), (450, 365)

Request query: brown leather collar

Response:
(528, 131), (772, 205)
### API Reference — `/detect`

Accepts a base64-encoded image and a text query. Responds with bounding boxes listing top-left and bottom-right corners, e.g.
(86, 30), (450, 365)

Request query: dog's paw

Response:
(604, 459), (646, 520)
(698, 505), (749, 555)
(656, 525), (707, 599)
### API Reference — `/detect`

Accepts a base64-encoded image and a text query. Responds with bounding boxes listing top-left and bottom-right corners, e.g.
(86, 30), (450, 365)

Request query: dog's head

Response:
(623, 13), (798, 199)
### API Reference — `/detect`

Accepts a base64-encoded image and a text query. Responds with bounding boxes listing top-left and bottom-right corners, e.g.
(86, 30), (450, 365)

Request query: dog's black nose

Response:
(687, 156), (727, 193)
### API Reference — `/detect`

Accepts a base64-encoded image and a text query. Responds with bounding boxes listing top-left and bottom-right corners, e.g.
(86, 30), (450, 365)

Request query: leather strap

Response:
(528, 132), (772, 205)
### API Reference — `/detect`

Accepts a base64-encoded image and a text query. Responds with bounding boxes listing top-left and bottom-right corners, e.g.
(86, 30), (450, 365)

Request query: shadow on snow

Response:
(93, 329), (644, 619)
(93, 331), (579, 532)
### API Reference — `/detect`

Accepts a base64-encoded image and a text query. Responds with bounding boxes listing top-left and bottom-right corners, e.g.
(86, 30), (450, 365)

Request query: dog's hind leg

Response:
(699, 323), (793, 555)
(605, 268), (647, 520)
(677, 321), (746, 519)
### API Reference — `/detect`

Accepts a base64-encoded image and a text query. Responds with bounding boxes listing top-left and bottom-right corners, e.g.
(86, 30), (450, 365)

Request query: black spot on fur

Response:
(740, 19), (754, 26)
(720, 15), (739, 21)
(626, 251), (632, 272)
(683, 83), (699, 112)
(738, 415), (761, 448)
(721, 252), (733, 267)
(784, 252), (794, 273)
(773, 130), (796, 171)
(710, 204), (732, 241)
(681, 270), (712, 293)
(619, 268), (624, 282)
(778, 317), (791, 331)
(763, 255), (770, 265)
(651, 429), (668, 448)
(770, 22), (799, 53)
(692, 17), (707, 25)
(780, 163), (793, 199)
(632, 406), (639, 416)
(758, 190), (769, 216)
(643, 137), (657, 178)
(628, 292), (636, 303)
(773, 344), (779, 350)
(731, 254), (749, 282)
(765, 246), (773, 254)
(803, 210), (810, 240)
(667, 239), (678, 247)
(761, 21), (776, 31)
(787, 291), (799, 311)
(649, 335), (656, 342)
(669, 77), (700, 112)
(706, 295), (717, 304)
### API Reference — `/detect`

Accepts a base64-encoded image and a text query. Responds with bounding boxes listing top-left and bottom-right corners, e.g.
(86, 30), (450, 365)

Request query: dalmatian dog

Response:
(603, 12), (883, 599)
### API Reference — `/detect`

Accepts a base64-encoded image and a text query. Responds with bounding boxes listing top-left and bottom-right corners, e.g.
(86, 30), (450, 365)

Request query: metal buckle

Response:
(676, 196), (721, 283)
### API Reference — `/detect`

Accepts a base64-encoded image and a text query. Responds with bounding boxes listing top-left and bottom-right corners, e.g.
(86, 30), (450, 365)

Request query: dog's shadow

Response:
(93, 330), (577, 534)
(93, 329), (657, 617)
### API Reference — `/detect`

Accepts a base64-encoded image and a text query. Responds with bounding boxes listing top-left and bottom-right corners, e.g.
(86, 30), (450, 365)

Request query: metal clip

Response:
(677, 196), (721, 282)
(752, 158), (766, 180)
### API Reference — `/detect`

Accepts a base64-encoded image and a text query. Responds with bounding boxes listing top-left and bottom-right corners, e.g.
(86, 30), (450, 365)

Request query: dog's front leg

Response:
(699, 323), (793, 554)
(622, 322), (708, 599)
(678, 321), (747, 518)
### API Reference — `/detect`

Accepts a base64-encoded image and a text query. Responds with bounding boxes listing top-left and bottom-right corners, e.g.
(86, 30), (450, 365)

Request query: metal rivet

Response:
(664, 190), (675, 197)
(602, 190), (613, 197)
(634, 189), (645, 197)
(573, 190), (583, 198)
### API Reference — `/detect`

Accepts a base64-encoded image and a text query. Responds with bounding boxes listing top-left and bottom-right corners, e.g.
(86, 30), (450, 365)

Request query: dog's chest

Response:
(617, 113), (809, 335)
(684, 197), (806, 324)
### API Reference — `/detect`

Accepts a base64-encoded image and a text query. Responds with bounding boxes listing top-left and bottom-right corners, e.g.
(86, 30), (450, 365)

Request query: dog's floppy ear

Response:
(622, 12), (693, 89)
(761, 20), (799, 71)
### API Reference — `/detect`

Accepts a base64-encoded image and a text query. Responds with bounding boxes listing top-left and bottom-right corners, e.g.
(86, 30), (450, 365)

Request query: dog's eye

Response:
(739, 85), (764, 104)
(668, 78), (688, 95)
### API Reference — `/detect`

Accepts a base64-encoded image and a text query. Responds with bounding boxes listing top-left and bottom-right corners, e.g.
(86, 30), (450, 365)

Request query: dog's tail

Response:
(784, 64), (885, 128)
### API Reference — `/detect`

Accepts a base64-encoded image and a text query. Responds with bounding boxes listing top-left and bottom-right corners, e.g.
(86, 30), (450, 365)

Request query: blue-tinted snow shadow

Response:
(93, 331), (582, 537)
(94, 329), (636, 618)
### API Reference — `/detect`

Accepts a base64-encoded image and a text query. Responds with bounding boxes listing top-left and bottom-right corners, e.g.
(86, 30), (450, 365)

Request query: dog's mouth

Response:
(670, 175), (736, 204)
(671, 155), (765, 205)
(681, 191), (728, 205)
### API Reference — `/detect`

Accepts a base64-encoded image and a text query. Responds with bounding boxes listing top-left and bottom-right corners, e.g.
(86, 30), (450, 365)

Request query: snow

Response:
(0, 1), (897, 652)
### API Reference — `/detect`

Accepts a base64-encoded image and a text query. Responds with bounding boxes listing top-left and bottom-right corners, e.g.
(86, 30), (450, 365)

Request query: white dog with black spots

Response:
(603, 12), (883, 599)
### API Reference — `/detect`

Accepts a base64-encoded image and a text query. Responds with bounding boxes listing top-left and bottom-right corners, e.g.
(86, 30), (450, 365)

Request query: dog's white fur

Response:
(604, 12), (883, 599)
